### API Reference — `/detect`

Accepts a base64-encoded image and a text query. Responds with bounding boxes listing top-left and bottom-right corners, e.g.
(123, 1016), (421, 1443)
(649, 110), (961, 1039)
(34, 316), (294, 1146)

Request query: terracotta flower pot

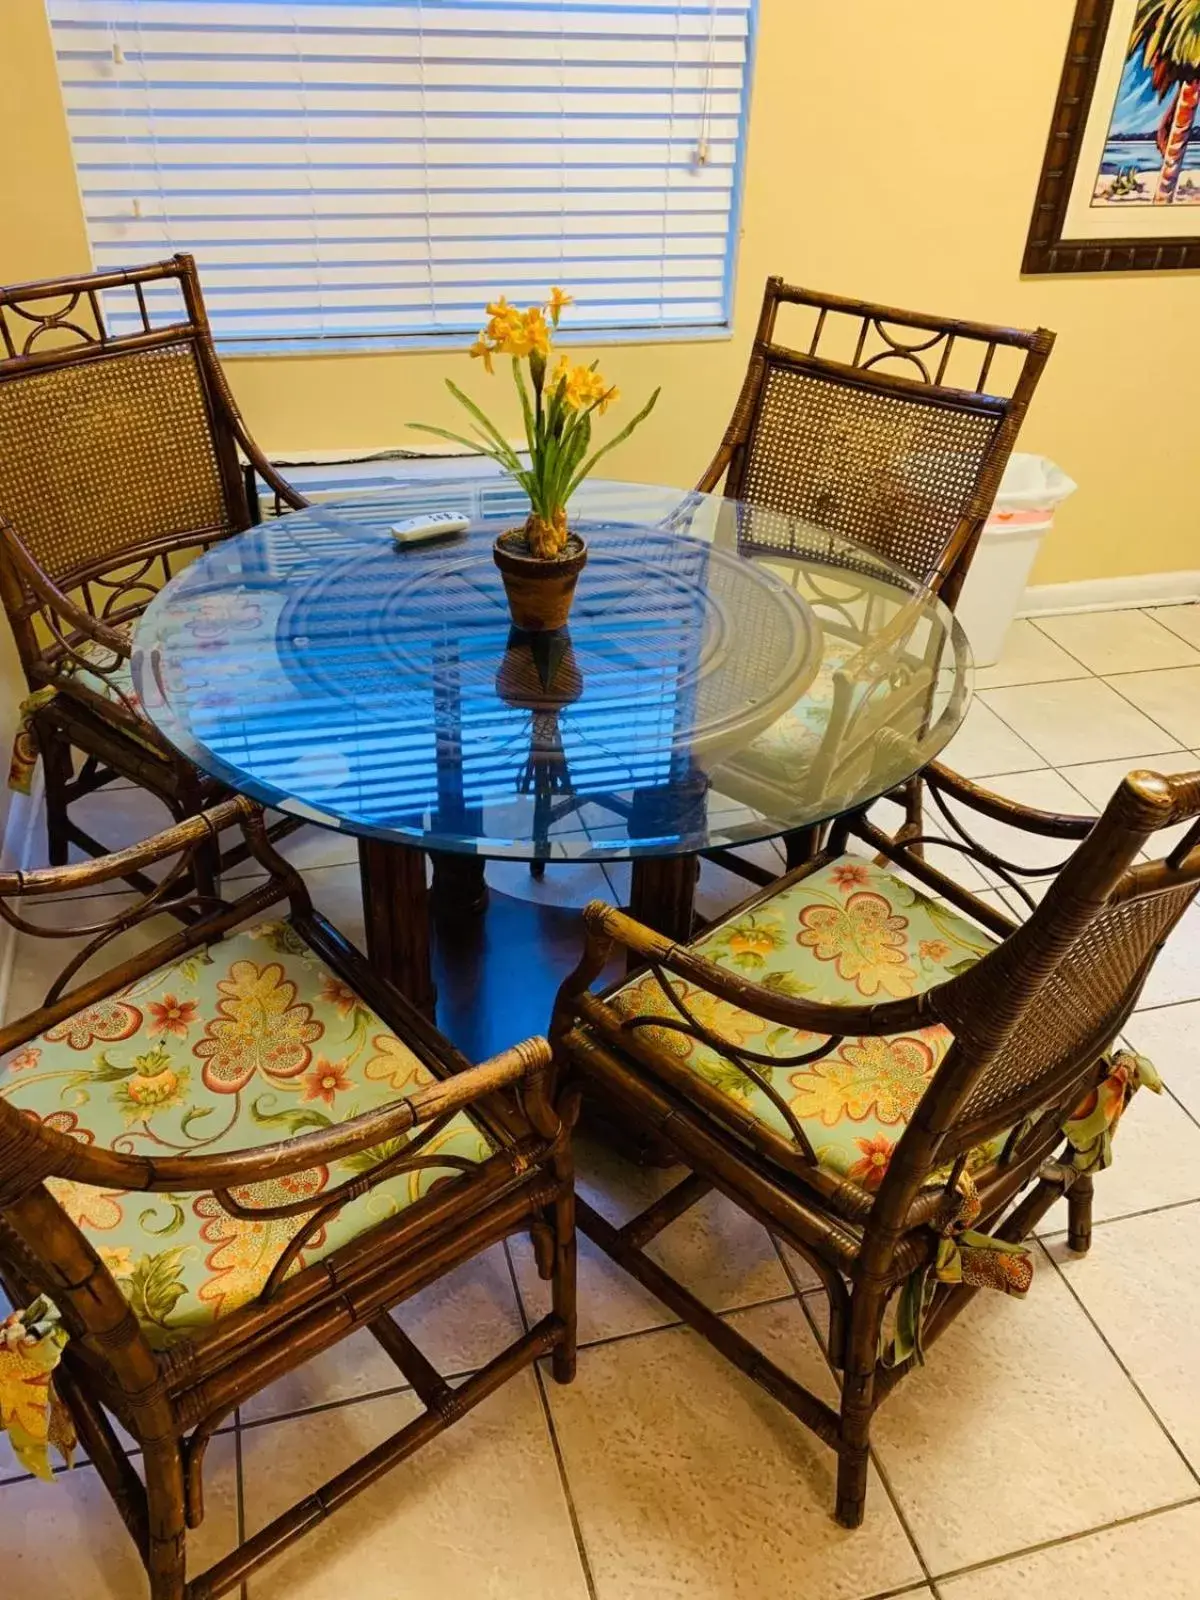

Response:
(493, 530), (588, 633)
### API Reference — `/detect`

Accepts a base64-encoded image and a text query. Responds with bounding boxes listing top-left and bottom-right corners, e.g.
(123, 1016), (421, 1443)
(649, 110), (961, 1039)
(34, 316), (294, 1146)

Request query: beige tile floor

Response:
(4, 605), (1200, 1599)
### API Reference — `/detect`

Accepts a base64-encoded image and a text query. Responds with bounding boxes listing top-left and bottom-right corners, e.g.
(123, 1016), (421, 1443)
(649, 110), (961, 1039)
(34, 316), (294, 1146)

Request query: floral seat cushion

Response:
(742, 637), (858, 766)
(609, 856), (1005, 1193)
(1, 922), (492, 1346)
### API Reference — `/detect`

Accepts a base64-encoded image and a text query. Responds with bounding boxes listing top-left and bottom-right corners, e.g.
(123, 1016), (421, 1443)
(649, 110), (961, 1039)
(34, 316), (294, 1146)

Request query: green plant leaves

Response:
(340, 1132), (412, 1175)
(445, 380), (523, 469)
(564, 386), (661, 502)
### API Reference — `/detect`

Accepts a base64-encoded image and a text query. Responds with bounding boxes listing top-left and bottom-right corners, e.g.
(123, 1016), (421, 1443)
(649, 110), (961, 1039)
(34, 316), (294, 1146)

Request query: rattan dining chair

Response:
(0, 254), (307, 894)
(552, 758), (1194, 1526)
(696, 278), (1055, 885)
(0, 795), (576, 1599)
(700, 278), (1055, 607)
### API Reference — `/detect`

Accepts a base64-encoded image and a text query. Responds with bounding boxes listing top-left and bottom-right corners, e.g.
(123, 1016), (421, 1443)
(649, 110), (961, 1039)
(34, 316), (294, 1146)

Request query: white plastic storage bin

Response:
(955, 454), (1077, 667)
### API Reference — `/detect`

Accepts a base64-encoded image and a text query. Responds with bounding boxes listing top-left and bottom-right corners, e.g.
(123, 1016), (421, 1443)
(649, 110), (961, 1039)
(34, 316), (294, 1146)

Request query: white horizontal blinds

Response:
(47, 0), (754, 345)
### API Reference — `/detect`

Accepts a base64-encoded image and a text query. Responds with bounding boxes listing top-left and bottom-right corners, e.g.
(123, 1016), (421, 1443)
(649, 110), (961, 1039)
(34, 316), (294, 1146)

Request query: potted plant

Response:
(412, 290), (659, 631)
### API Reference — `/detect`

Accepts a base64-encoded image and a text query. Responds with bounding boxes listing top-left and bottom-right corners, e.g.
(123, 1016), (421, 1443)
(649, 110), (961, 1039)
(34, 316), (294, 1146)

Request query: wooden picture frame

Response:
(1024, 0), (1200, 275)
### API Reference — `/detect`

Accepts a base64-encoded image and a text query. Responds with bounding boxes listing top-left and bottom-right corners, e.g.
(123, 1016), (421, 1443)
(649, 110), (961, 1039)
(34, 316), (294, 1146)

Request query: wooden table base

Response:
(358, 841), (702, 1015)
(628, 853), (699, 948)
(431, 852), (489, 919)
(358, 839), (437, 1019)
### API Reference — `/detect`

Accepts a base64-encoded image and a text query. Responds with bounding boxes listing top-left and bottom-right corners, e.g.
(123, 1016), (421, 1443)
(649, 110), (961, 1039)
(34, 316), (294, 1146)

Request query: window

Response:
(46, 0), (757, 349)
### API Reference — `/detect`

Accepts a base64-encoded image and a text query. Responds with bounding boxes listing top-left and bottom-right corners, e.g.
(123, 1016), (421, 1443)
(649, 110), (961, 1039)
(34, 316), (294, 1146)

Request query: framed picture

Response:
(1024, 0), (1200, 274)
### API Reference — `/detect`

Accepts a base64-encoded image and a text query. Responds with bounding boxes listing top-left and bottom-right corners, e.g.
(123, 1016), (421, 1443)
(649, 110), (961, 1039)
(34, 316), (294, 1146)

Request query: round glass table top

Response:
(132, 478), (972, 861)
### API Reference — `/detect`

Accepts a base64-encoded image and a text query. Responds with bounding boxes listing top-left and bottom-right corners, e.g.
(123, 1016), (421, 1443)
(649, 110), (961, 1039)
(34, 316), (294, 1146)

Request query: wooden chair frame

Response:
(0, 255), (308, 893)
(552, 759), (1200, 1526)
(697, 280), (1055, 889)
(0, 797), (577, 1599)
(699, 278), (1056, 608)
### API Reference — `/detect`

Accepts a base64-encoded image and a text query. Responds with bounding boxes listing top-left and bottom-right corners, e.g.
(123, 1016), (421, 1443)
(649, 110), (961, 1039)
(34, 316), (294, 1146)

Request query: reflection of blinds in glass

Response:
(47, 0), (756, 346)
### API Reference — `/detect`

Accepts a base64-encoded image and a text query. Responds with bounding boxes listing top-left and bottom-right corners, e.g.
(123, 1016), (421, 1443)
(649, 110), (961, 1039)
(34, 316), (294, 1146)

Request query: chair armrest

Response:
(44, 1037), (552, 1196)
(557, 901), (937, 1041)
(696, 444), (732, 495)
(0, 797), (254, 901)
(0, 519), (131, 660)
(925, 762), (1096, 840)
(237, 439), (309, 513)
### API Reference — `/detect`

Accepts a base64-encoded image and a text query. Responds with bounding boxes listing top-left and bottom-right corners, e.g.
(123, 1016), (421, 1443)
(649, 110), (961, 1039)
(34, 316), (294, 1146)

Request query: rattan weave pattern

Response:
(0, 342), (233, 580)
(739, 366), (1000, 584)
(955, 884), (1195, 1126)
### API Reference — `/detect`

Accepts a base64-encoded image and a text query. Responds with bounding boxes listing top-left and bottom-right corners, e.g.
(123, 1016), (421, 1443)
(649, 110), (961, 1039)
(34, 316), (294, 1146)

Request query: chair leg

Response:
(784, 824), (822, 871)
(39, 725), (73, 867)
(835, 1287), (886, 1528)
(550, 1165), (577, 1385)
(1067, 1171), (1094, 1254)
(172, 790), (221, 903)
(143, 1438), (188, 1600)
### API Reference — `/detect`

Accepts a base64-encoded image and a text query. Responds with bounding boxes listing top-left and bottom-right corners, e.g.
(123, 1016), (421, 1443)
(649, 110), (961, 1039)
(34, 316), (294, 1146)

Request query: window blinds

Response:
(46, 0), (756, 348)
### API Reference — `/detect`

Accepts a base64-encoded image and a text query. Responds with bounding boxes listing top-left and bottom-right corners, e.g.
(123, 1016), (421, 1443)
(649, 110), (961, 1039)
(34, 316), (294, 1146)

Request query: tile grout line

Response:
(1089, 667), (1194, 754)
(1028, 606), (1200, 676)
(1128, 991), (1200, 1017)
(853, 1584), (940, 1600)
(529, 1360), (600, 1600)
(1038, 1193), (1200, 1244)
(1034, 1236), (1200, 1490)
(501, 1240), (599, 1600)
(926, 1491), (1200, 1589)
(222, 1283), (810, 1441)
(976, 622), (1190, 771)
(1115, 1022), (1200, 1136)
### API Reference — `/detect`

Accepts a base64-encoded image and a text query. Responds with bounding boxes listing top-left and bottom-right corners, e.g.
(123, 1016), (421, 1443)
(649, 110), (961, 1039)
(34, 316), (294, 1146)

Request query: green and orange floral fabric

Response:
(0, 1296), (76, 1480)
(742, 637), (858, 767)
(610, 855), (1003, 1192)
(8, 634), (147, 795)
(1, 922), (493, 1346)
(885, 1171), (1034, 1367)
(1064, 1049), (1163, 1173)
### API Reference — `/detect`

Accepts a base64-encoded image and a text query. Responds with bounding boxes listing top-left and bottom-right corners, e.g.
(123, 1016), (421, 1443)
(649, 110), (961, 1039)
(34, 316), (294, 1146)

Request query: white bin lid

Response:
(994, 453), (1077, 512)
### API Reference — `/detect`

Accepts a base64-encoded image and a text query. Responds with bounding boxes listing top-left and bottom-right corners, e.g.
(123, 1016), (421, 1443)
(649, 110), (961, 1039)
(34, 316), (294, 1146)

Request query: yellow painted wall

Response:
(3, 0), (1199, 600)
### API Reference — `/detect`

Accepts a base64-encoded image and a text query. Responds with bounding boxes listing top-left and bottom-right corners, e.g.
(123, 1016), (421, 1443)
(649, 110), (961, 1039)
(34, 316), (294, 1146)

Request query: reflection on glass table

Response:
(132, 479), (972, 1014)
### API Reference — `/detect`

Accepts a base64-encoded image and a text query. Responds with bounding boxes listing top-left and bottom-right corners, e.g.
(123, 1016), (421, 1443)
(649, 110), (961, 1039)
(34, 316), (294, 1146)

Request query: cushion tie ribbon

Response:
(1063, 1050), (1162, 1174)
(885, 1171), (1033, 1368)
(0, 1296), (76, 1480)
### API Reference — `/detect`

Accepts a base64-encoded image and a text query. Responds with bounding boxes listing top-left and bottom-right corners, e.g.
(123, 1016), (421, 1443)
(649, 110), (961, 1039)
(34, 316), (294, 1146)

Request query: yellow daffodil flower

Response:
(558, 364), (609, 411)
(413, 289), (658, 569)
(468, 335), (495, 374)
(547, 286), (574, 326)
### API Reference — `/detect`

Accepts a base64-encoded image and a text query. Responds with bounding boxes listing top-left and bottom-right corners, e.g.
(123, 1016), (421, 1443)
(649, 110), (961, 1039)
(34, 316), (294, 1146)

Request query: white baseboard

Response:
(1019, 570), (1200, 618)
(0, 774), (44, 1023)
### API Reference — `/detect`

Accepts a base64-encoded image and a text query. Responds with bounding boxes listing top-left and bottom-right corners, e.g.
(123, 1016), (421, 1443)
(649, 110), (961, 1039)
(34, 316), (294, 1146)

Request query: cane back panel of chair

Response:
(950, 882), (1197, 1129)
(0, 340), (238, 584)
(738, 362), (1002, 584)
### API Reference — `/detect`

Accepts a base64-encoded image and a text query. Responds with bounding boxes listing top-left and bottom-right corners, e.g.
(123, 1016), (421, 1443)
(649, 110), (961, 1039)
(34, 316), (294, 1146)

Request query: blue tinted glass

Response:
(132, 479), (971, 859)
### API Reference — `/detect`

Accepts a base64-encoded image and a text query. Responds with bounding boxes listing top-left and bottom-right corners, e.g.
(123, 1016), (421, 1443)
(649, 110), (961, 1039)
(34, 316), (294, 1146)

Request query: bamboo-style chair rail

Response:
(0, 797), (577, 1599)
(696, 277), (1055, 889)
(699, 277), (1055, 609)
(552, 758), (1200, 1526)
(0, 254), (308, 896)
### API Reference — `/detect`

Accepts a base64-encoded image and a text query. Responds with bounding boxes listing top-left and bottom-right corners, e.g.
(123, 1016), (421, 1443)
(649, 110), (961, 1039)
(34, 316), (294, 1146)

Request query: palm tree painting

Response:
(1093, 0), (1200, 205)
